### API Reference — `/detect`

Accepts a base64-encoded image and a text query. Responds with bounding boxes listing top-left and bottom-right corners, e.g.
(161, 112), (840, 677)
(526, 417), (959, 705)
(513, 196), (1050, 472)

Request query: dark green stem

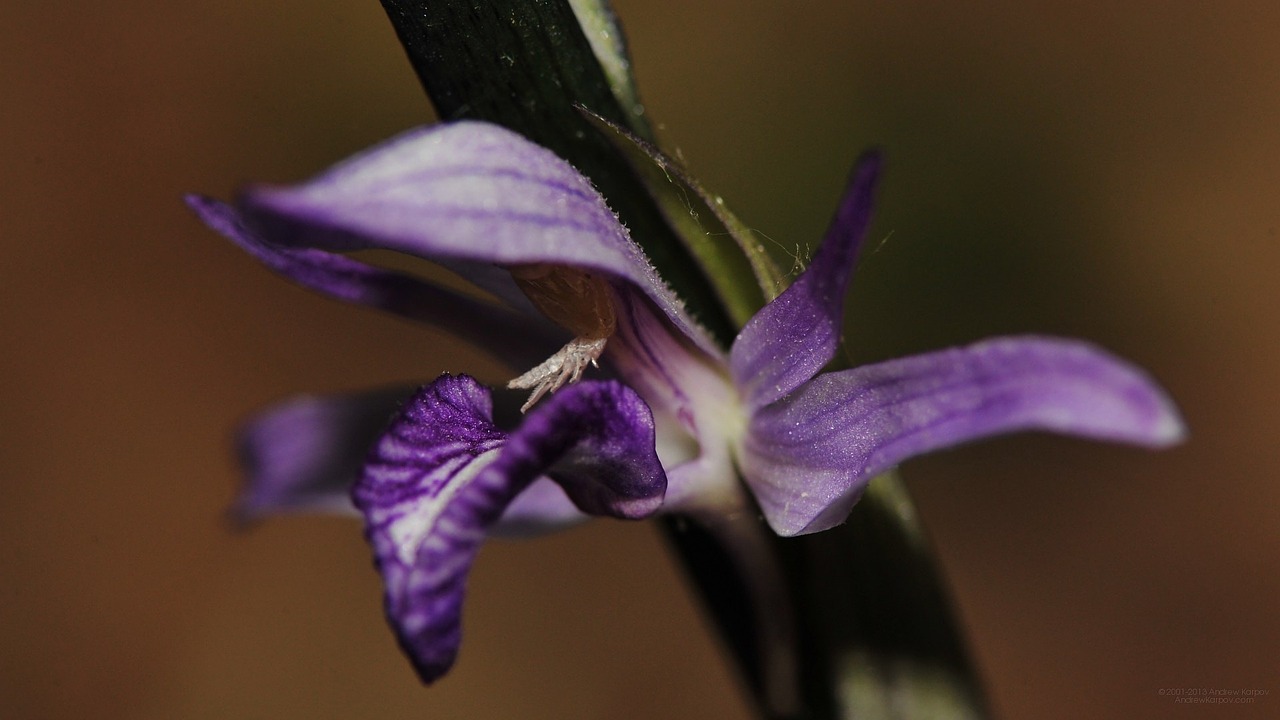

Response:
(791, 474), (991, 719)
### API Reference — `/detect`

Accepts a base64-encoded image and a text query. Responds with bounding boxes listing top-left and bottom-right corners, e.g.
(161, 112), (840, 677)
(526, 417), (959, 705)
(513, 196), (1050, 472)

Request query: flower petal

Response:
(237, 121), (720, 358)
(233, 386), (411, 522)
(352, 374), (666, 682)
(729, 152), (882, 410)
(740, 337), (1186, 536)
(186, 194), (561, 370)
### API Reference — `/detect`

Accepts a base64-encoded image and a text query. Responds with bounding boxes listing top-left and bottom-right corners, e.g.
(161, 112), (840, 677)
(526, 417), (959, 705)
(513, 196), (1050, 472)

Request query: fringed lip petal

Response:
(186, 194), (562, 371)
(740, 336), (1186, 536)
(729, 152), (882, 411)
(352, 374), (666, 682)
(236, 121), (721, 358)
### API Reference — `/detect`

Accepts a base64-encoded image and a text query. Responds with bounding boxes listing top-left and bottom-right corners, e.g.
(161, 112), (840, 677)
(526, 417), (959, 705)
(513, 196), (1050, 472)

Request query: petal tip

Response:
(183, 192), (229, 224)
(1146, 396), (1189, 449)
(854, 147), (884, 181)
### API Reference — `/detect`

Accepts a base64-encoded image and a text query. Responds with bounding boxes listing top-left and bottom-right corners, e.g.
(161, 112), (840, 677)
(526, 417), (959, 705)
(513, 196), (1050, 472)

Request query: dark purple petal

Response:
(233, 386), (411, 523)
(729, 153), (882, 410)
(186, 194), (561, 370)
(740, 337), (1186, 536)
(353, 374), (665, 682)
(236, 122), (721, 358)
(499, 383), (667, 520)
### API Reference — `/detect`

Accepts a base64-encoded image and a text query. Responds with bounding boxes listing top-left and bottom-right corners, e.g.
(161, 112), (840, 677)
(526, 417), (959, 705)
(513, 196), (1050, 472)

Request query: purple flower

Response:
(188, 121), (1183, 683)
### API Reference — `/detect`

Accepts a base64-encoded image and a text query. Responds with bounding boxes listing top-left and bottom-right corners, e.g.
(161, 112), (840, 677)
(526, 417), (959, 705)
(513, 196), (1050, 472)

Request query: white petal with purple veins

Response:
(353, 374), (666, 681)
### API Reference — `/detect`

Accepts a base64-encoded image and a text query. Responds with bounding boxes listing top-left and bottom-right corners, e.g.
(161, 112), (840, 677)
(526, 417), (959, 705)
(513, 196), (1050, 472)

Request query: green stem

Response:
(793, 474), (992, 719)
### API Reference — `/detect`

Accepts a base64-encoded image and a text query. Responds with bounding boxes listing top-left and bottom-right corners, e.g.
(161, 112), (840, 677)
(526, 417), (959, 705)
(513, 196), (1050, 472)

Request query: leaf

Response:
(567, 0), (653, 139)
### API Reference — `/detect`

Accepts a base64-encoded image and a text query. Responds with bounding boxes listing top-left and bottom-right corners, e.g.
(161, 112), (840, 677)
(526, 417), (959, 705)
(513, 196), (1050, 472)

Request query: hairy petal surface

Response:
(352, 374), (666, 682)
(237, 121), (721, 358)
(186, 194), (560, 370)
(730, 152), (882, 411)
(741, 337), (1186, 536)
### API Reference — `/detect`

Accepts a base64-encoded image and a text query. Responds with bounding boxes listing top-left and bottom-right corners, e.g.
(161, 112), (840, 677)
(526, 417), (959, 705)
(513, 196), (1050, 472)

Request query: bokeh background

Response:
(3, 1), (1277, 718)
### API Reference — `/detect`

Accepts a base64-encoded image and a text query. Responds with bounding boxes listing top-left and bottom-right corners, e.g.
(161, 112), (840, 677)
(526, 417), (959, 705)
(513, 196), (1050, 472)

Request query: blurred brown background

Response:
(3, 1), (1277, 718)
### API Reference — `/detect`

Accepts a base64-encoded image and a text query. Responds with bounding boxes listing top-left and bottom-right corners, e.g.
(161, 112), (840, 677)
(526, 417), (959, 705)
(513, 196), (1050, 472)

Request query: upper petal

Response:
(236, 121), (721, 358)
(729, 152), (882, 411)
(352, 374), (666, 682)
(739, 336), (1185, 536)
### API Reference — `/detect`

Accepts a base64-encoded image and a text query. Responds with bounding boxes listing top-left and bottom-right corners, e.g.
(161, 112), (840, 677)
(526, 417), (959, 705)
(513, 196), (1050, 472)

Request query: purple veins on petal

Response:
(730, 151), (883, 411)
(740, 336), (1185, 536)
(353, 374), (666, 682)
(233, 121), (721, 358)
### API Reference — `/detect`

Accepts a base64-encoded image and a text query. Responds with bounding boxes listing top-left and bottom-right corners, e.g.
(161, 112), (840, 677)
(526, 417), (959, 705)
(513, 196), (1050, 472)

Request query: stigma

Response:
(507, 264), (617, 412)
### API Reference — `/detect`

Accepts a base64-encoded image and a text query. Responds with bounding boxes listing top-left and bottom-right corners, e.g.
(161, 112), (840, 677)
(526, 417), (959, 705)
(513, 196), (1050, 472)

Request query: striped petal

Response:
(236, 121), (720, 358)
(739, 337), (1186, 536)
(352, 374), (666, 682)
(729, 152), (881, 411)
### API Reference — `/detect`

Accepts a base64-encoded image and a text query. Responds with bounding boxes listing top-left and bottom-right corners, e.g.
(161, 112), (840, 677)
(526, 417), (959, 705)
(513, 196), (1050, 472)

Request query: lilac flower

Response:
(188, 121), (1183, 683)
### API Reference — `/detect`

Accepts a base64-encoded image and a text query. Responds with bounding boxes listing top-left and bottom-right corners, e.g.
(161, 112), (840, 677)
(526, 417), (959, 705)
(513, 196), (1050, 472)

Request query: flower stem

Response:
(793, 473), (992, 719)
(664, 473), (991, 720)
